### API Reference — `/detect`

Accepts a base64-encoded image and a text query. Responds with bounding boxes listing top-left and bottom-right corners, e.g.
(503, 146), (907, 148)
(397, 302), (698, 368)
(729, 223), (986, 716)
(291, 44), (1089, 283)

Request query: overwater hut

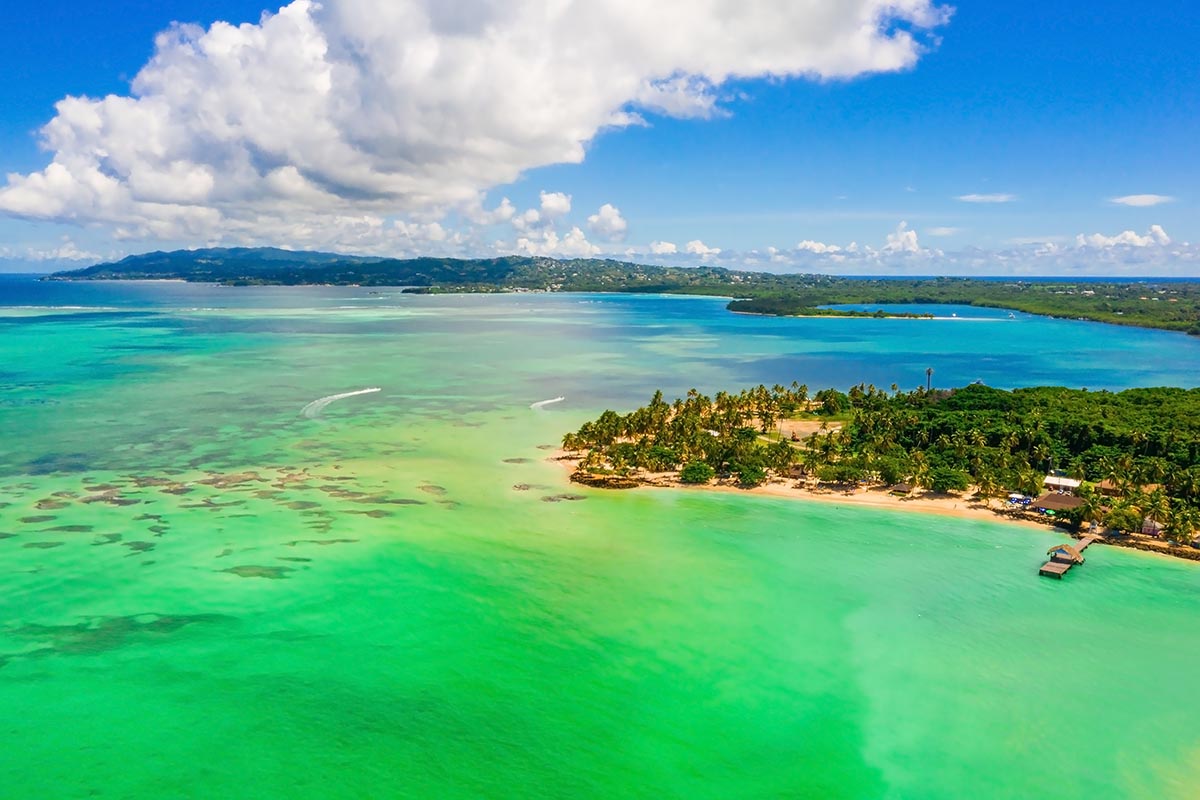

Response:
(1033, 492), (1084, 513)
(1047, 543), (1085, 564)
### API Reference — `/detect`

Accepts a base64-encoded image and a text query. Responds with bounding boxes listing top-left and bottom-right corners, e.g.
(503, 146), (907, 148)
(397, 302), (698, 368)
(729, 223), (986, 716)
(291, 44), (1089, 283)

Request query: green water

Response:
(2, 281), (1200, 798)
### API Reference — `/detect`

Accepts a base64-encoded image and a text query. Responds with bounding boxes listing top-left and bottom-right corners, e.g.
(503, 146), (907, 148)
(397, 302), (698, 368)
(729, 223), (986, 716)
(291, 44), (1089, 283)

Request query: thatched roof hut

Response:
(1047, 543), (1084, 564)
(888, 483), (913, 495)
(1034, 492), (1084, 511)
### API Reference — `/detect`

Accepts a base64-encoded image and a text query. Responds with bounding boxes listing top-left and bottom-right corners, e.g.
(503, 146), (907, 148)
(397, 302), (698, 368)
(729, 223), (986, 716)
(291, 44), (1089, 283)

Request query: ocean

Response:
(2, 276), (1199, 798)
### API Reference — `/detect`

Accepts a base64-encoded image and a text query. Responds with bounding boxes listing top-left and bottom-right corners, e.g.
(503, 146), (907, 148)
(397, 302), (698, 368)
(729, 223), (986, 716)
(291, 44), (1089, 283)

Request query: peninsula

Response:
(48, 248), (1200, 335)
(560, 381), (1200, 562)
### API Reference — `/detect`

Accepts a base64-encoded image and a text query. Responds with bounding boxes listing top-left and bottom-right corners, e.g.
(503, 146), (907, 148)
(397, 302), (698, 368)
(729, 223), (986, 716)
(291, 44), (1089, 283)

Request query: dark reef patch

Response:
(23, 541), (65, 549)
(11, 613), (229, 656)
(541, 494), (587, 503)
(221, 565), (294, 579)
(19, 515), (56, 524)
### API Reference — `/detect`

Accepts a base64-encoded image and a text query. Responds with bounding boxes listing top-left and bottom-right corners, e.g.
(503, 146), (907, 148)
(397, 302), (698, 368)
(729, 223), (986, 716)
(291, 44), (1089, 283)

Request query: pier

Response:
(1039, 536), (1099, 578)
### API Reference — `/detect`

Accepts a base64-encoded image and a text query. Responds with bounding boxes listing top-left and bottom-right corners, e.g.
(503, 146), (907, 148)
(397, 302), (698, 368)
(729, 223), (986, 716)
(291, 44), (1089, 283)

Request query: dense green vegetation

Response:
(729, 278), (1200, 335)
(50, 248), (1200, 335)
(563, 382), (1200, 544)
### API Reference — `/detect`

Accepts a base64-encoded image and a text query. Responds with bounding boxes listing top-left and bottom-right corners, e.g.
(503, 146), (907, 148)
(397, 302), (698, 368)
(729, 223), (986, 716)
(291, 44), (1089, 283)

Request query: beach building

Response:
(1142, 517), (1165, 537)
(1043, 474), (1082, 493)
(1033, 492), (1084, 513)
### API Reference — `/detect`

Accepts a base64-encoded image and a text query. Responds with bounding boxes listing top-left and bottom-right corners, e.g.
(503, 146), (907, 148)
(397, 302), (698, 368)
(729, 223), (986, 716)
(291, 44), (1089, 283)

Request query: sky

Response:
(0, 0), (1197, 275)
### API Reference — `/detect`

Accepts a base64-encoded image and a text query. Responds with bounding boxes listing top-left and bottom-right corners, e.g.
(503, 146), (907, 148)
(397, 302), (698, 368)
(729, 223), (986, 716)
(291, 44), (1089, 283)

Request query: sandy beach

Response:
(552, 450), (1050, 532)
(552, 452), (1200, 562)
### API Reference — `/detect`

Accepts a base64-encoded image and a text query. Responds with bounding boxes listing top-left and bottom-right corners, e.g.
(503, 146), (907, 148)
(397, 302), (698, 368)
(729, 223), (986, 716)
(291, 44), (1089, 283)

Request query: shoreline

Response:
(552, 452), (1200, 564)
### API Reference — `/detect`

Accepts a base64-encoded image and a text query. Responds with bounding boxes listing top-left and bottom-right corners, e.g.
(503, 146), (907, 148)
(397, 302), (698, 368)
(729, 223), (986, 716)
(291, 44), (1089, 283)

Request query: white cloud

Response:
(0, 0), (951, 249)
(516, 226), (599, 258)
(586, 203), (628, 241)
(956, 193), (1016, 204)
(1110, 194), (1174, 207)
(649, 240), (678, 255)
(25, 236), (101, 262)
(796, 240), (842, 254)
(539, 191), (572, 219)
(1076, 224), (1171, 249)
(883, 221), (920, 253)
(926, 226), (961, 237)
(685, 239), (721, 259)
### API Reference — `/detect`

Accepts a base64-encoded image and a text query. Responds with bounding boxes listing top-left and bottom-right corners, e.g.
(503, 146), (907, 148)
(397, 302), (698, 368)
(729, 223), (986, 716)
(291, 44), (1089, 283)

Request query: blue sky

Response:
(0, 1), (1196, 273)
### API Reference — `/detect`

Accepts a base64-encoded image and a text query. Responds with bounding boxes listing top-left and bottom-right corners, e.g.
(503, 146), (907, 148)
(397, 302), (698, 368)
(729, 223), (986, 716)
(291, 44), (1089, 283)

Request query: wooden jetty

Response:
(1039, 536), (1099, 579)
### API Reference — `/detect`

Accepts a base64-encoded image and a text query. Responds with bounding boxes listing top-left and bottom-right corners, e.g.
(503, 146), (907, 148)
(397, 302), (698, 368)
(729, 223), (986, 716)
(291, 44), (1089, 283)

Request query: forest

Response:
(562, 382), (1200, 544)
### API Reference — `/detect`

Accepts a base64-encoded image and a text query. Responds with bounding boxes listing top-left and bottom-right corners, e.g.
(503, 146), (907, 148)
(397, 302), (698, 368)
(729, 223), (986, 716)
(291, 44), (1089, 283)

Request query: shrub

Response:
(928, 466), (971, 494)
(734, 462), (768, 488)
(680, 462), (716, 484)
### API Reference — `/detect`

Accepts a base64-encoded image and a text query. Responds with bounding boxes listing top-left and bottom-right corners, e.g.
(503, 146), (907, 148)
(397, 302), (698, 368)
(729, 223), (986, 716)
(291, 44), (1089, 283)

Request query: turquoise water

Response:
(2, 277), (1200, 798)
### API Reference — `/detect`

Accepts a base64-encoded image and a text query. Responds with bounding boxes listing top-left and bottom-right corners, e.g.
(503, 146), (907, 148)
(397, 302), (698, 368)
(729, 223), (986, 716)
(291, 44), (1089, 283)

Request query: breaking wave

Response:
(301, 387), (382, 419)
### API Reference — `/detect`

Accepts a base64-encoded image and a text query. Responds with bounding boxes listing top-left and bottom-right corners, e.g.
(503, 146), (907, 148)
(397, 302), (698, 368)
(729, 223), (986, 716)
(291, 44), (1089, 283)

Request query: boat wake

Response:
(301, 387), (382, 419)
(530, 396), (565, 410)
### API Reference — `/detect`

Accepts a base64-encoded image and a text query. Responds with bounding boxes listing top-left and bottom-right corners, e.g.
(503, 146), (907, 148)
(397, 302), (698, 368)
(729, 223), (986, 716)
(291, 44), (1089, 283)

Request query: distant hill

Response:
(47, 247), (1200, 335)
(47, 247), (770, 293)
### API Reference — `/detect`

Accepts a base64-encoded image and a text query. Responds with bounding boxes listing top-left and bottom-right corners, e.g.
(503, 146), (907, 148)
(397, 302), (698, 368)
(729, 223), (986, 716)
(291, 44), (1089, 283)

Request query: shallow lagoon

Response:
(2, 278), (1200, 799)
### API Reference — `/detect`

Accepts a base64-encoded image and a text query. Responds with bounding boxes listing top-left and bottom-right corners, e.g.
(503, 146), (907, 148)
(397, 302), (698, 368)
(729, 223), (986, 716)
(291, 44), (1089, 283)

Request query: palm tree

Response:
(1164, 502), (1200, 546)
(1144, 487), (1171, 528)
(975, 470), (1001, 508)
(1076, 490), (1105, 533)
(925, 367), (934, 392)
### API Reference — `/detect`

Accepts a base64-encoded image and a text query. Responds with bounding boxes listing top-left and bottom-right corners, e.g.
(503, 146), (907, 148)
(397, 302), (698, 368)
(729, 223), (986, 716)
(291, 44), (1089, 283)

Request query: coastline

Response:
(552, 452), (1200, 564)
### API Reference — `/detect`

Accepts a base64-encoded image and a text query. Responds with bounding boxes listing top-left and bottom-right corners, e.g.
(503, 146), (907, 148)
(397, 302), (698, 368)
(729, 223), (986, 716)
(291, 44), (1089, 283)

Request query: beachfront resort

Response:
(562, 382), (1200, 565)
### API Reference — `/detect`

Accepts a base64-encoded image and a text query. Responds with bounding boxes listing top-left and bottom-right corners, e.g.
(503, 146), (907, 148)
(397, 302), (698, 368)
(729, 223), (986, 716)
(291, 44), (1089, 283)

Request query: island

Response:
(48, 247), (1200, 335)
(559, 381), (1200, 563)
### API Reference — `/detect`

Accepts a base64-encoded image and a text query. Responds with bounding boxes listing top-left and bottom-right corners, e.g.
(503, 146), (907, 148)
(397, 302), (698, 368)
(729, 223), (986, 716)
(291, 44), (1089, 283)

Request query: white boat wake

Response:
(530, 396), (565, 410)
(301, 387), (382, 419)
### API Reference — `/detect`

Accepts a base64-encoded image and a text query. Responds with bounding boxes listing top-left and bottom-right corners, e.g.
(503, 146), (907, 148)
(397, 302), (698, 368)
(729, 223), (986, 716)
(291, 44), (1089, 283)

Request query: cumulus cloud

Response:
(516, 226), (599, 258)
(686, 240), (721, 259)
(1076, 224), (1171, 249)
(883, 221), (920, 253)
(649, 240), (678, 255)
(586, 203), (628, 241)
(956, 193), (1016, 203)
(539, 191), (572, 219)
(796, 240), (842, 254)
(0, 0), (951, 249)
(1110, 194), (1174, 207)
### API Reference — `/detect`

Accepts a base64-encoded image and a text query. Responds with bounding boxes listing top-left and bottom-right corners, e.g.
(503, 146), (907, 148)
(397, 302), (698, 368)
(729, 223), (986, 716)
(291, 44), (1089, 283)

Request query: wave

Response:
(530, 396), (565, 410)
(301, 387), (382, 419)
